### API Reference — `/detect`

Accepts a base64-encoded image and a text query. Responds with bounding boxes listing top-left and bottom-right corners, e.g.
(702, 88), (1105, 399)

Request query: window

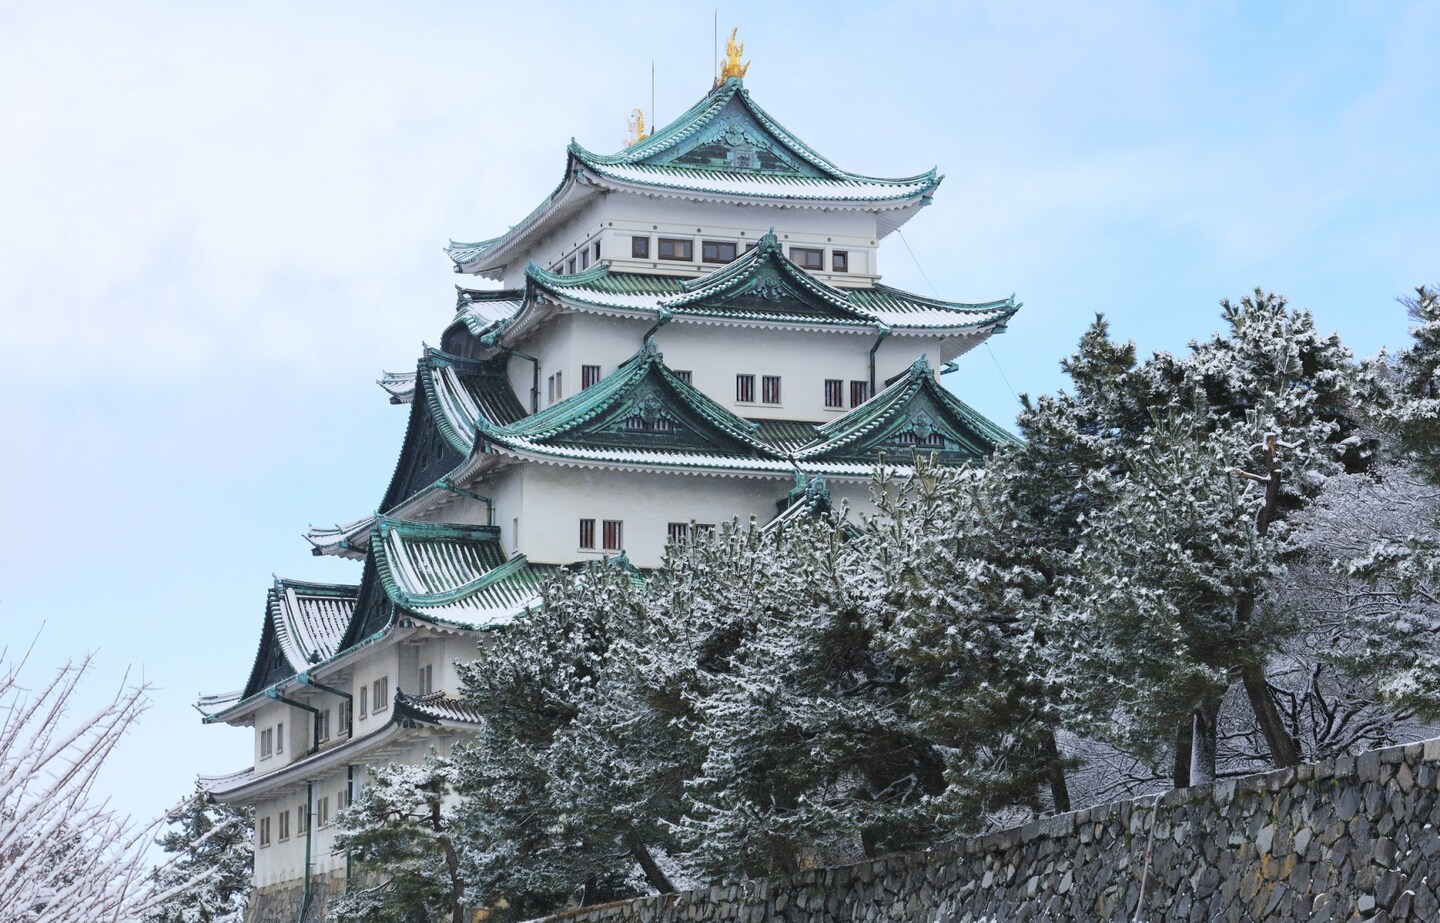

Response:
(359, 685), (368, 718)
(667, 522), (689, 544)
(702, 240), (737, 264)
(260, 728), (273, 759)
(762, 375), (781, 404)
(278, 810), (290, 842)
(582, 365), (601, 389)
(339, 784), (352, 810)
(419, 663), (434, 696)
(547, 374), (555, 404)
(554, 371), (562, 400)
(567, 257), (576, 274)
(580, 249), (589, 271)
(258, 816), (271, 847)
(832, 250), (849, 272)
(276, 722), (284, 755)
(512, 517), (519, 551)
(594, 242), (601, 261)
(579, 518), (596, 549)
(850, 380), (871, 407)
(790, 247), (824, 270)
(337, 700), (351, 735)
(674, 370), (693, 385)
(602, 520), (623, 551)
(317, 796), (330, 828)
(736, 374), (756, 403)
(372, 677), (389, 711)
(824, 379), (844, 409)
(744, 242), (757, 253)
(658, 237), (693, 261)
(315, 709), (331, 744)
(297, 804), (308, 835)
(631, 236), (650, 258)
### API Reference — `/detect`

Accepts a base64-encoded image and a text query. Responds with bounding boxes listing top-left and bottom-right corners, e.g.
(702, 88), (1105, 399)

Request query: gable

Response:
(537, 369), (765, 457)
(657, 96), (822, 177)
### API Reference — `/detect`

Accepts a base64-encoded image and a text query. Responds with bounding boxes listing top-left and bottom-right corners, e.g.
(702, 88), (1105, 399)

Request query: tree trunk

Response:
(1172, 721), (1192, 789)
(1241, 664), (1301, 768)
(1039, 729), (1071, 812)
(624, 827), (676, 894)
(581, 873), (600, 907)
(1190, 700), (1220, 785)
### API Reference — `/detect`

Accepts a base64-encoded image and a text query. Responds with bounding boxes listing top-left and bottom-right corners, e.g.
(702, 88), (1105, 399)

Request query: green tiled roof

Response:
(477, 339), (786, 467)
(339, 517), (553, 651)
(239, 579), (359, 700)
(446, 79), (940, 275)
(796, 355), (1019, 466)
(523, 231), (1018, 333)
(751, 419), (822, 453)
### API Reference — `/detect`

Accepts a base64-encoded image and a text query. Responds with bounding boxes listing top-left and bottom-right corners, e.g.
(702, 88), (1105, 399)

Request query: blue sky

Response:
(1, 1), (1436, 827)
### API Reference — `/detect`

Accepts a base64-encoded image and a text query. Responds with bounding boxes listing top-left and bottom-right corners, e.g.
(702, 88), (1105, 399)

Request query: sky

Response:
(1, 1), (1436, 830)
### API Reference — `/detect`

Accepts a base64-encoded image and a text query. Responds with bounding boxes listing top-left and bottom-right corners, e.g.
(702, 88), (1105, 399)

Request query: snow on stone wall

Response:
(530, 737), (1440, 922)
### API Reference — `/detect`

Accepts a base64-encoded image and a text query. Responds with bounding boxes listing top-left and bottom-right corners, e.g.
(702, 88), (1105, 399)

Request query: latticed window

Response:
(602, 520), (623, 551)
(762, 376), (781, 404)
(824, 379), (844, 409)
(372, 677), (389, 711)
(582, 365), (601, 388)
(297, 804), (308, 835)
(258, 816), (271, 847)
(667, 522), (689, 544)
(315, 709), (330, 743)
(579, 519), (596, 548)
(736, 374), (756, 403)
(419, 663), (433, 696)
(358, 686), (368, 718)
(850, 380), (871, 407)
(278, 811), (290, 841)
(674, 370), (693, 385)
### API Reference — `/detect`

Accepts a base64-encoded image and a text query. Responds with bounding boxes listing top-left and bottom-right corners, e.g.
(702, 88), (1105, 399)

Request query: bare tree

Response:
(0, 647), (213, 923)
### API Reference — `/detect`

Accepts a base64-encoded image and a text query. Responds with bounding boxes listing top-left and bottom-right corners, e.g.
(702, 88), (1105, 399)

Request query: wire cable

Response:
(895, 229), (1019, 404)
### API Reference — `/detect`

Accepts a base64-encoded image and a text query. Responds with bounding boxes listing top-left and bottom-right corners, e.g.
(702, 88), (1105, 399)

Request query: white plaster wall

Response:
(510, 463), (790, 568)
(349, 645), (400, 736)
(500, 193), (885, 288)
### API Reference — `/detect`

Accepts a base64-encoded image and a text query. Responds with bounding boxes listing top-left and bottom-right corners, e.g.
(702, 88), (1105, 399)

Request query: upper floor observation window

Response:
(824, 379), (844, 409)
(632, 236), (650, 258)
(702, 240), (737, 264)
(736, 374), (756, 403)
(790, 247), (824, 270)
(761, 376), (781, 404)
(582, 365), (602, 389)
(832, 250), (849, 272)
(658, 238), (693, 261)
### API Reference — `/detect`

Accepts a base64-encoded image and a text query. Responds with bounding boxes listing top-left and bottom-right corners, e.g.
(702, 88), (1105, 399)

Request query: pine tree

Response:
(143, 790), (252, 923)
(451, 558), (652, 915)
(328, 756), (462, 923)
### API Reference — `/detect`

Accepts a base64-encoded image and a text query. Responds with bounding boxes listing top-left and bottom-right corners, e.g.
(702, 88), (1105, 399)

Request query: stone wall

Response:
(532, 738), (1440, 922)
(245, 869), (378, 923)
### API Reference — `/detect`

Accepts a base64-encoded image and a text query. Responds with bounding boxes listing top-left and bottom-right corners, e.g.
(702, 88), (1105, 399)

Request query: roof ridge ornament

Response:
(714, 27), (749, 88)
(624, 109), (648, 148)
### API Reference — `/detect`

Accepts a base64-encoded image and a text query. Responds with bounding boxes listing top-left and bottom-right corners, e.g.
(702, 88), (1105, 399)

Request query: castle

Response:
(198, 47), (1018, 918)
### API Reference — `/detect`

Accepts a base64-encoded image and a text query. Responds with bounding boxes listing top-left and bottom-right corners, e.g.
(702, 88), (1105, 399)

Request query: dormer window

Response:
(702, 240), (737, 264)
(790, 247), (823, 270)
(658, 238), (693, 261)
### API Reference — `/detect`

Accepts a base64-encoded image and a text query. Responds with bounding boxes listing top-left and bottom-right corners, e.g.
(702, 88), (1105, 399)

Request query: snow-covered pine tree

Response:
(142, 789), (251, 923)
(1327, 287), (1440, 718)
(328, 755), (463, 923)
(677, 511), (936, 880)
(1054, 292), (1363, 780)
(860, 458), (1068, 830)
(451, 557), (652, 916)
